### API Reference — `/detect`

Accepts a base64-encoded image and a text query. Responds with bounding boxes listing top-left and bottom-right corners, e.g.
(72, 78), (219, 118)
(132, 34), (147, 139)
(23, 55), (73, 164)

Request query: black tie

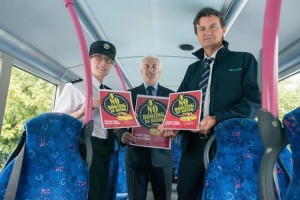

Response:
(146, 86), (154, 96)
(199, 58), (214, 116)
(99, 84), (104, 89)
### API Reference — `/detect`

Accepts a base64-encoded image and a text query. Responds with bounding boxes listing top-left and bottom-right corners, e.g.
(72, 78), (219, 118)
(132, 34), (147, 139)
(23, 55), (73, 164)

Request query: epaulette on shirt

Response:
(69, 78), (83, 84)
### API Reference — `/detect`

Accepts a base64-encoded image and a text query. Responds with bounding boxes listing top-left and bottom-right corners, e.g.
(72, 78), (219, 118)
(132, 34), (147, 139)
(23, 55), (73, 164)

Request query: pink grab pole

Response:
(64, 0), (92, 123)
(261, 0), (282, 117)
(114, 64), (127, 90)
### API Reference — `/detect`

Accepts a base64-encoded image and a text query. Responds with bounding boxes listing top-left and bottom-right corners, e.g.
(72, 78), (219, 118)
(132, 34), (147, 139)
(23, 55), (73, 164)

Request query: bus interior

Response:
(0, 0), (300, 199)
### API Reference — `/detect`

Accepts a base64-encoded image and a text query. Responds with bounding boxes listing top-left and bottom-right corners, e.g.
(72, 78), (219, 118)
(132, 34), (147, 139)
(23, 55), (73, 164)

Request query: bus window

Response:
(279, 72), (300, 120)
(0, 67), (56, 170)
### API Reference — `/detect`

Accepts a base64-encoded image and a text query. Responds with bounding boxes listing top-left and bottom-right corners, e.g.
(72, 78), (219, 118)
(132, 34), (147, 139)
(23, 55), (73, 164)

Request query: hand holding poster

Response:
(99, 90), (139, 128)
(162, 90), (201, 130)
(132, 95), (171, 149)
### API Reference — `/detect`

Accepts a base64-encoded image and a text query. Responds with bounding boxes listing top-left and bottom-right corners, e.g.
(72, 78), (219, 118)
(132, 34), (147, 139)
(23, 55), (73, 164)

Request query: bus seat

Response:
(116, 146), (128, 200)
(202, 118), (264, 200)
(282, 107), (300, 199)
(274, 146), (292, 198)
(0, 113), (89, 200)
(202, 117), (293, 200)
(172, 136), (182, 182)
(108, 151), (119, 200)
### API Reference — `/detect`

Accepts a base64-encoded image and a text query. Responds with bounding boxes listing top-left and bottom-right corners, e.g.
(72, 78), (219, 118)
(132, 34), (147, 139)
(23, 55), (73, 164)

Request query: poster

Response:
(131, 95), (171, 149)
(99, 90), (139, 128)
(162, 90), (201, 130)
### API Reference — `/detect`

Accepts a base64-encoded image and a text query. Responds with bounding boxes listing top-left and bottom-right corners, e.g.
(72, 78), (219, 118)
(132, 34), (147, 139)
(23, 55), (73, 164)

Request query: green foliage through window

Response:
(0, 67), (56, 170)
(278, 73), (300, 120)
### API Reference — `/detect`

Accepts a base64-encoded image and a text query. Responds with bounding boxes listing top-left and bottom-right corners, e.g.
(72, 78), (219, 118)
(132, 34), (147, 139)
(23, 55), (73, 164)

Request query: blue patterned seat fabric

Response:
(202, 117), (294, 200)
(202, 118), (264, 200)
(282, 107), (300, 199)
(0, 112), (89, 200)
(108, 151), (119, 200)
(172, 135), (182, 180)
(116, 146), (128, 200)
(115, 137), (182, 200)
(275, 146), (293, 198)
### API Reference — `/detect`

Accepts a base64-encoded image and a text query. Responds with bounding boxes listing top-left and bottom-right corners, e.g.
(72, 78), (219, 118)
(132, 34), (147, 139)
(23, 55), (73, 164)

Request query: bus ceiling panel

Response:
(0, 0), (243, 90)
(276, 0), (300, 80)
(0, 0), (94, 74)
(0, 28), (80, 83)
(278, 0), (300, 53)
(78, 0), (227, 58)
(1, 0), (299, 88)
(77, 0), (237, 89)
(224, 0), (300, 64)
(279, 38), (300, 79)
(222, 0), (248, 34)
(13, 59), (63, 85)
(74, 0), (132, 89)
(279, 64), (300, 81)
(225, 0), (266, 59)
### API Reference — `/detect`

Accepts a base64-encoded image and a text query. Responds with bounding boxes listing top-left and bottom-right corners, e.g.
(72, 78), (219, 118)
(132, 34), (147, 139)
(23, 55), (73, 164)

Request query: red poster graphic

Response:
(131, 95), (171, 149)
(162, 90), (201, 130)
(99, 90), (139, 128)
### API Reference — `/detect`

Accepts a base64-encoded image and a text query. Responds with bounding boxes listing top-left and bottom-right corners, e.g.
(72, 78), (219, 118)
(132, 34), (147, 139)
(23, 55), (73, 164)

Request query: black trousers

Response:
(126, 165), (172, 200)
(81, 137), (113, 200)
(177, 133), (216, 200)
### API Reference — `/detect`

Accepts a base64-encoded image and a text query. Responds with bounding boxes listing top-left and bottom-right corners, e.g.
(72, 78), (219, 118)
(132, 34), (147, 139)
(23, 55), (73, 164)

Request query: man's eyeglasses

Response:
(90, 54), (113, 64)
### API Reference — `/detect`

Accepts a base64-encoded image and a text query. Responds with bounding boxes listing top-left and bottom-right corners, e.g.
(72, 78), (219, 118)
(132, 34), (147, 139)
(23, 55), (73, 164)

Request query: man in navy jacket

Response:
(161, 7), (261, 199)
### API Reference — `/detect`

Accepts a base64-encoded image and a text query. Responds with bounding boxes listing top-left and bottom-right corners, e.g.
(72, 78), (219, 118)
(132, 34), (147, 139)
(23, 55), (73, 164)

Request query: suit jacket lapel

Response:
(138, 84), (147, 95)
(157, 84), (162, 96)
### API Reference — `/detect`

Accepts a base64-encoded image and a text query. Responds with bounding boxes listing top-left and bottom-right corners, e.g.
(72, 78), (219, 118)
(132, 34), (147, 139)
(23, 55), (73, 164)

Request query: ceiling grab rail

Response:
(64, 0), (93, 169)
(258, 0), (288, 199)
(114, 64), (127, 90)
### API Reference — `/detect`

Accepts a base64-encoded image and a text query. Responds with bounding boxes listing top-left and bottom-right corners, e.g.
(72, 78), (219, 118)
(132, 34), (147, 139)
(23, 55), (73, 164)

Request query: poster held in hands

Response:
(162, 90), (201, 130)
(131, 95), (171, 149)
(99, 90), (139, 128)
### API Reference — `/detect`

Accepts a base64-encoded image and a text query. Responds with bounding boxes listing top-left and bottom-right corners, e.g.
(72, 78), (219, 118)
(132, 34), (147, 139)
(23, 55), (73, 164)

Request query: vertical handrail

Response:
(64, 0), (93, 169)
(115, 64), (127, 90)
(261, 0), (282, 117)
(64, 0), (92, 123)
(259, 0), (284, 199)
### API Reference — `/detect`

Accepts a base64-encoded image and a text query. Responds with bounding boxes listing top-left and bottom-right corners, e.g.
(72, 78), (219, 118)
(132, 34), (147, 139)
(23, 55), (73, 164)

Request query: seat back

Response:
(108, 151), (119, 200)
(274, 147), (292, 199)
(0, 112), (89, 200)
(172, 136), (182, 182)
(283, 107), (300, 199)
(116, 146), (128, 200)
(202, 118), (264, 200)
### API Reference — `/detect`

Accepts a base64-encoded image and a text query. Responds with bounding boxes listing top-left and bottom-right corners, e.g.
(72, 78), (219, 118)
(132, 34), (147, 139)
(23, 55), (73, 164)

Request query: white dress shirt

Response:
(203, 46), (223, 117)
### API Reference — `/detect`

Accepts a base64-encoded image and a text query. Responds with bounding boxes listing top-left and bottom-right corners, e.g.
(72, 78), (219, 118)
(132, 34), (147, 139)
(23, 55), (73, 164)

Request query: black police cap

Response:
(89, 40), (116, 61)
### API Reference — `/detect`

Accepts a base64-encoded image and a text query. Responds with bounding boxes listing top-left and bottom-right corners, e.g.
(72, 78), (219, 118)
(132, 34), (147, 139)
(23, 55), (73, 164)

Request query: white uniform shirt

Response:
(54, 76), (108, 139)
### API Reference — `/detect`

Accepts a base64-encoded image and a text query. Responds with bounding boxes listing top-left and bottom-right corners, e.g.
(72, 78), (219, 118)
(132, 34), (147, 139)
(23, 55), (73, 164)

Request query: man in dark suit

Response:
(161, 7), (261, 199)
(117, 55), (174, 200)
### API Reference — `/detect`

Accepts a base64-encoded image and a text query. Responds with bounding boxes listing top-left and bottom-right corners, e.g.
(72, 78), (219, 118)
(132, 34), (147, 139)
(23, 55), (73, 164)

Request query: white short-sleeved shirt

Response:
(54, 76), (108, 139)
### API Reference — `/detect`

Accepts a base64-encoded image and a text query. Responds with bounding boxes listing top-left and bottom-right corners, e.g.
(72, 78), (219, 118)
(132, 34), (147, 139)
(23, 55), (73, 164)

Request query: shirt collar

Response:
(92, 76), (102, 88)
(143, 82), (158, 91)
(204, 45), (223, 60)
